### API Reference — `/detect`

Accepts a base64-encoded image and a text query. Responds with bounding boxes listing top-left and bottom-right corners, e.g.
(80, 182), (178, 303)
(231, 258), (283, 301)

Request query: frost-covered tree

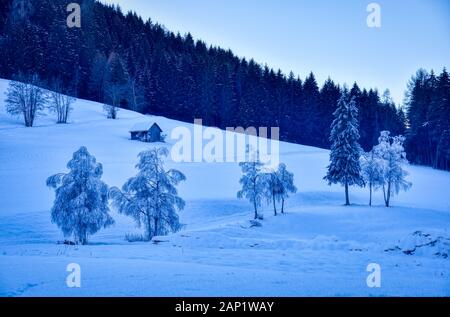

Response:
(263, 171), (283, 216)
(276, 163), (297, 214)
(46, 147), (114, 245)
(261, 164), (297, 216)
(5, 73), (46, 127)
(360, 150), (386, 206)
(109, 147), (186, 241)
(324, 94), (364, 205)
(374, 131), (412, 207)
(48, 78), (75, 124)
(237, 151), (265, 219)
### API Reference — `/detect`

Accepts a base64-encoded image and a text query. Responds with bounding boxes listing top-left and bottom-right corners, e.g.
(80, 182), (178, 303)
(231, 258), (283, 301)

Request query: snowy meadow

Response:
(0, 78), (449, 296)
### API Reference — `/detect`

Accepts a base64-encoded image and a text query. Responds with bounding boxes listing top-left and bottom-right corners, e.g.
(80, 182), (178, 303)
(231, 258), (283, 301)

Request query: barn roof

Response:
(130, 122), (151, 132)
(151, 122), (163, 132)
(130, 122), (163, 133)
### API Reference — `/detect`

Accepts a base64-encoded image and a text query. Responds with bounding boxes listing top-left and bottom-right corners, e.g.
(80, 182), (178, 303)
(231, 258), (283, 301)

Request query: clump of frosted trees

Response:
(361, 131), (412, 207)
(237, 152), (297, 219)
(325, 91), (412, 207)
(47, 146), (186, 245)
(4, 74), (75, 126)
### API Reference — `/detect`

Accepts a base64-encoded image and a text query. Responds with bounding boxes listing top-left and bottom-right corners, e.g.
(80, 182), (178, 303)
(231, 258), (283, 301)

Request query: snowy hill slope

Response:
(0, 78), (449, 296)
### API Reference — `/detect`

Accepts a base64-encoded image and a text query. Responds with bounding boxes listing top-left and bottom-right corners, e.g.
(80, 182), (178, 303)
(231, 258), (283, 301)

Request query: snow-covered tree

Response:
(262, 163), (298, 216)
(374, 131), (412, 207)
(109, 147), (186, 241)
(237, 151), (265, 219)
(5, 73), (46, 127)
(324, 93), (364, 205)
(276, 163), (297, 214)
(46, 147), (114, 245)
(48, 78), (75, 124)
(262, 171), (283, 216)
(360, 150), (386, 206)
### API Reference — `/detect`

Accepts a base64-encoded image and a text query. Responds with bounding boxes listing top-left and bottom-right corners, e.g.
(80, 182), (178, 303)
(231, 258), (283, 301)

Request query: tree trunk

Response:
(146, 214), (153, 241)
(369, 182), (372, 206)
(77, 227), (88, 245)
(281, 198), (285, 214)
(253, 200), (258, 219)
(81, 233), (87, 245)
(345, 180), (350, 206)
(385, 181), (391, 207)
(272, 193), (277, 216)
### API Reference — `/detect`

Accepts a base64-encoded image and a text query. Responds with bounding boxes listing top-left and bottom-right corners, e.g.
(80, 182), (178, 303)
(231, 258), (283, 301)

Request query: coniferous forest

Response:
(0, 0), (449, 170)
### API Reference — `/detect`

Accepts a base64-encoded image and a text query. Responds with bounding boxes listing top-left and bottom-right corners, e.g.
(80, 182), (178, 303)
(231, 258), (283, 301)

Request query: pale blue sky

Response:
(101, 0), (450, 105)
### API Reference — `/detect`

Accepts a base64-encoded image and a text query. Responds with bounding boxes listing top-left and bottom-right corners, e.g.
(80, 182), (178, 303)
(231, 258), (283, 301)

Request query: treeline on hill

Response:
(404, 69), (450, 171)
(0, 0), (448, 170)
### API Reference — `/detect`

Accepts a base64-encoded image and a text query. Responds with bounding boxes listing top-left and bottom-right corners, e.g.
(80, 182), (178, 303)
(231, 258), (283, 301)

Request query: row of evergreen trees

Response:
(0, 0), (448, 171)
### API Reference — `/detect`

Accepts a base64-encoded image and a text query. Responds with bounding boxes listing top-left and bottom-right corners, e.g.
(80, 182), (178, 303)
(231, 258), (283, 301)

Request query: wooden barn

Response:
(129, 122), (164, 143)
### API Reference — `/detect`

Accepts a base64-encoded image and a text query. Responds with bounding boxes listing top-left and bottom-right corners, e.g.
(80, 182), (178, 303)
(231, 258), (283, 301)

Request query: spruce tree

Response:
(324, 93), (364, 205)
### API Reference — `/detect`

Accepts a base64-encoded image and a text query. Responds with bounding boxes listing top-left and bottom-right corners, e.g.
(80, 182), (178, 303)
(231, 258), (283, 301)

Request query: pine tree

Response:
(429, 69), (450, 169)
(88, 52), (108, 102)
(46, 147), (114, 245)
(319, 78), (341, 147)
(103, 53), (128, 119)
(301, 72), (320, 145)
(127, 70), (147, 113)
(437, 129), (450, 170)
(405, 69), (434, 166)
(324, 93), (364, 205)
(109, 147), (186, 241)
(0, 0), (12, 33)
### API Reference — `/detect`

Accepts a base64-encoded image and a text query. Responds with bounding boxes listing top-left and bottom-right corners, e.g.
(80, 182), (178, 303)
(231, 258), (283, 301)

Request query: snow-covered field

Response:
(0, 78), (449, 296)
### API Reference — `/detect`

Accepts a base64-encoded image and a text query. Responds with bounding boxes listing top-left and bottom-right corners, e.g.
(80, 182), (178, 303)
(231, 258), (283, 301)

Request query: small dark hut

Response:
(130, 122), (163, 143)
